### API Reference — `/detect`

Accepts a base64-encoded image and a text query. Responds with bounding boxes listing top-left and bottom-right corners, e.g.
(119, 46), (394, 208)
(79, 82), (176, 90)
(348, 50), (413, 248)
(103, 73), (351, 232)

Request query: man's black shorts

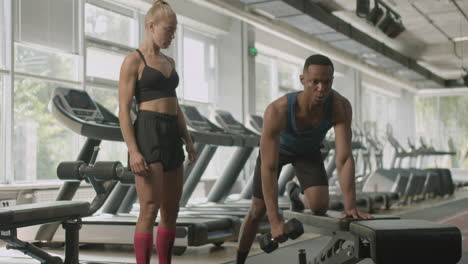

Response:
(252, 150), (328, 199)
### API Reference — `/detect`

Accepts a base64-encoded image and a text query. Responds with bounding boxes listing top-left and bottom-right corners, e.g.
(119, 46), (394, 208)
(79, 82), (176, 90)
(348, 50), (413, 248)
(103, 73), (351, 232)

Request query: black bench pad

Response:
(0, 201), (90, 229)
(350, 219), (462, 264)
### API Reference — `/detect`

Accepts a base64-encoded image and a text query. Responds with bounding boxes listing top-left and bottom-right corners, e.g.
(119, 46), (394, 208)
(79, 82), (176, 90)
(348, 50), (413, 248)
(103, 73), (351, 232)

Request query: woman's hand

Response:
(129, 151), (149, 177)
(185, 142), (196, 166)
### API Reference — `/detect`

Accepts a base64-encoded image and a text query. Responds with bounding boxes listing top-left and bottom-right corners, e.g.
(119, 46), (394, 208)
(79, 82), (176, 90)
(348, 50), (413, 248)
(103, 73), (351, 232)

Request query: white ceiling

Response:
(328, 0), (468, 80)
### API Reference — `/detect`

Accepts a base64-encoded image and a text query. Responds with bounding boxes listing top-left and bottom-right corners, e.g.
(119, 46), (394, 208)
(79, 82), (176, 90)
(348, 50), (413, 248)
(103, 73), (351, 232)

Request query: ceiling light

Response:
(452, 36), (468, 42)
(386, 18), (405, 38)
(378, 11), (394, 32)
(356, 0), (370, 18)
(366, 3), (384, 25)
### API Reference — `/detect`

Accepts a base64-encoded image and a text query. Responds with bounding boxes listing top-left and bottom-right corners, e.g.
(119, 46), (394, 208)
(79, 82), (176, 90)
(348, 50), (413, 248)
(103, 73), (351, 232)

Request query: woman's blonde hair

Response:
(145, 0), (175, 27)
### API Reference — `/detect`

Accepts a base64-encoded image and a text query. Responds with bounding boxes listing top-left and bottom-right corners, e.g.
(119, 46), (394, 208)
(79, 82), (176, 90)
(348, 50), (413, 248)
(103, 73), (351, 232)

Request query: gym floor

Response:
(1, 188), (468, 264)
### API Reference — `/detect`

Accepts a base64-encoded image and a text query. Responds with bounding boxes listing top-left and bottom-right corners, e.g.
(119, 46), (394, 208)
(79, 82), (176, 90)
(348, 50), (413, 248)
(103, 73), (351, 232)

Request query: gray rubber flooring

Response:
(399, 197), (468, 221)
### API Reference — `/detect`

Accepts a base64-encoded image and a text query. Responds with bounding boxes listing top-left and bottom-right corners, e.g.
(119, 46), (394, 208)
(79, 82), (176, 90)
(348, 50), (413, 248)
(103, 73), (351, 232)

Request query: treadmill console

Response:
(212, 110), (248, 135)
(180, 104), (213, 131)
(246, 114), (263, 134)
(54, 87), (104, 122)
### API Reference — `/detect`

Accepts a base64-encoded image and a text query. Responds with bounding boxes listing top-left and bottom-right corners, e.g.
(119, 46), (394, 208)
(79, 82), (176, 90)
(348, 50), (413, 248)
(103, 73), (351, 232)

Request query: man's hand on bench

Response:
(342, 208), (374, 219)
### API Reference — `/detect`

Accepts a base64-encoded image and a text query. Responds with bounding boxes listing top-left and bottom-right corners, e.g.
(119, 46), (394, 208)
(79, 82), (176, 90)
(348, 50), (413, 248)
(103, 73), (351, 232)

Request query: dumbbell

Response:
(259, 218), (304, 253)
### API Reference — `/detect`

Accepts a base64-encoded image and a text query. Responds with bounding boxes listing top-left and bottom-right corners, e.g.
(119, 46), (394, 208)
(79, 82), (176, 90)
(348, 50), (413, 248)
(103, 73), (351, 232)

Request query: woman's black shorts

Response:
(133, 110), (185, 172)
(252, 150), (328, 199)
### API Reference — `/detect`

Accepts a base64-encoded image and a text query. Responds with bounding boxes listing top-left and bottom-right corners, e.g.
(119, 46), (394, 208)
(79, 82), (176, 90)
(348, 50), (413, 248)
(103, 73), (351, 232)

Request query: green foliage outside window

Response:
(13, 44), (79, 181)
(415, 96), (468, 168)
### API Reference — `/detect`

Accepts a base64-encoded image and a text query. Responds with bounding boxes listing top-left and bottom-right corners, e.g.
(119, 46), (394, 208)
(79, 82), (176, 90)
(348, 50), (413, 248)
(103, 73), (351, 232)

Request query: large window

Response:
(16, 0), (77, 53)
(254, 54), (302, 114)
(84, 3), (137, 168)
(86, 46), (126, 81)
(416, 96), (468, 168)
(362, 87), (398, 168)
(278, 60), (301, 95)
(14, 78), (80, 182)
(362, 88), (397, 136)
(15, 43), (79, 81)
(0, 1), (5, 68)
(182, 29), (216, 103)
(85, 3), (136, 47)
(0, 74), (4, 183)
(255, 55), (273, 113)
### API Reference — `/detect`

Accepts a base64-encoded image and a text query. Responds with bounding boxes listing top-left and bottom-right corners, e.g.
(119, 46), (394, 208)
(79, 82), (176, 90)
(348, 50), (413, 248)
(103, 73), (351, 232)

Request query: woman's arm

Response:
(118, 53), (149, 176)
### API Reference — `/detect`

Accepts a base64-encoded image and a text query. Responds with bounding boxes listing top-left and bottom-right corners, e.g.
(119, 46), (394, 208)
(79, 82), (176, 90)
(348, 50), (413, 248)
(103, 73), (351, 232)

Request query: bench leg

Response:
(0, 228), (63, 264)
(63, 218), (81, 264)
(313, 233), (368, 264)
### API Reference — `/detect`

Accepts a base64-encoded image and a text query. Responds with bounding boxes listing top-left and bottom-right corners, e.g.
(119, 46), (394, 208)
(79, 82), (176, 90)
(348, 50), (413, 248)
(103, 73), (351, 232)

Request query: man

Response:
(236, 54), (372, 264)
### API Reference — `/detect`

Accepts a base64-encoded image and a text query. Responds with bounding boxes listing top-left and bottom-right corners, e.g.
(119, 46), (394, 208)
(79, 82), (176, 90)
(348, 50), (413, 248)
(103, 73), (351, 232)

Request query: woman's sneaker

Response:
(286, 181), (304, 212)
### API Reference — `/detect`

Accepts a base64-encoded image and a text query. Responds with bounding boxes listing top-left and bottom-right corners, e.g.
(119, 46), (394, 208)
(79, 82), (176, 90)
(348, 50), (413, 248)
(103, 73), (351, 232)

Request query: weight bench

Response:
(0, 201), (90, 264)
(284, 210), (461, 264)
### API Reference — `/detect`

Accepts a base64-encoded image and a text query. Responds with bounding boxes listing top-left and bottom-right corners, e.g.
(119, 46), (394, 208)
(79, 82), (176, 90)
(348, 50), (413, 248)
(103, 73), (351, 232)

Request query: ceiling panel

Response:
(249, 1), (302, 18)
(395, 68), (426, 81)
(430, 12), (468, 38)
(280, 14), (336, 35)
(405, 25), (448, 44)
(415, 79), (441, 88)
(238, 0), (271, 4)
(454, 0), (468, 14)
(368, 54), (406, 70)
(330, 39), (375, 55)
(412, 0), (457, 15)
(315, 32), (348, 42)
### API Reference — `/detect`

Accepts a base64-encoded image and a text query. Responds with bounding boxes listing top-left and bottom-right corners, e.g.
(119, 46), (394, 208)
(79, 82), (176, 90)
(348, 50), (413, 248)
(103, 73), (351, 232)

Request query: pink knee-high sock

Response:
(156, 227), (176, 264)
(134, 232), (153, 264)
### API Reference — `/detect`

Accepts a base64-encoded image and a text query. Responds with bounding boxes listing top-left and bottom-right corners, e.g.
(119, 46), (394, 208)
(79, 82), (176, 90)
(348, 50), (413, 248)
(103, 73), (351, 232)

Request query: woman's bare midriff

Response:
(138, 97), (178, 115)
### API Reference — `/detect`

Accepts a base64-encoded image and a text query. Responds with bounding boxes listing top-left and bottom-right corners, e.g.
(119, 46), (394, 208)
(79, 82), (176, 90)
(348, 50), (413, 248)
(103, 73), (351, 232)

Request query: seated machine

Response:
(284, 210), (461, 264)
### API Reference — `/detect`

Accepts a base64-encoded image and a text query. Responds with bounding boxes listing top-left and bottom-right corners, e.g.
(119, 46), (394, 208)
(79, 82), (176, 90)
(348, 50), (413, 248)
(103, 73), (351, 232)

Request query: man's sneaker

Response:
(286, 181), (304, 212)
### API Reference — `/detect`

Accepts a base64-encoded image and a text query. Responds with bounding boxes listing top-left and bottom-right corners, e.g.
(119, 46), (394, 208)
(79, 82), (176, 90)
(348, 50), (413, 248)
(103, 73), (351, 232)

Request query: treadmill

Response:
(177, 106), (263, 212)
(181, 109), (292, 210)
(30, 87), (241, 255)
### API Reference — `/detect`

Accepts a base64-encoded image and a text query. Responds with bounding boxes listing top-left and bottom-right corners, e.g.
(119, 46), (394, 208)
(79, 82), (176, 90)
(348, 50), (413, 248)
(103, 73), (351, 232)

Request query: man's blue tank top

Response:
(279, 90), (334, 155)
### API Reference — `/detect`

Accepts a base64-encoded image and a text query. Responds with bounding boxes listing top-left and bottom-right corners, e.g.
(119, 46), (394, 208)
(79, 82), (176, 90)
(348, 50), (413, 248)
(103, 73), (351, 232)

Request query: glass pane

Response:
(0, 75), (3, 183)
(15, 43), (79, 81)
(278, 61), (299, 91)
(0, 1), (5, 69)
(183, 36), (210, 103)
(362, 88), (398, 168)
(85, 3), (136, 47)
(85, 86), (119, 117)
(416, 96), (468, 168)
(13, 78), (80, 182)
(86, 47), (125, 81)
(255, 58), (272, 114)
(85, 86), (127, 164)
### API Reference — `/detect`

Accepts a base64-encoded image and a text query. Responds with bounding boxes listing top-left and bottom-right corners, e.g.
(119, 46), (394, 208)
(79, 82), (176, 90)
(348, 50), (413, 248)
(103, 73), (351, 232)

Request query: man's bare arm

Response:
(333, 99), (356, 211)
(261, 103), (285, 225)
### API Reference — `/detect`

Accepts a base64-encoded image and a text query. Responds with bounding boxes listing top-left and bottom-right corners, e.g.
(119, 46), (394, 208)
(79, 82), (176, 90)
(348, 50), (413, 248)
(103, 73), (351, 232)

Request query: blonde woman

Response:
(118, 1), (195, 263)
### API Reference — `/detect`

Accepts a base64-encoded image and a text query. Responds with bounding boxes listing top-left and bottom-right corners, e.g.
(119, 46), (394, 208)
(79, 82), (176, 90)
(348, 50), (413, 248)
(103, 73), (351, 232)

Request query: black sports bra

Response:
(134, 49), (179, 104)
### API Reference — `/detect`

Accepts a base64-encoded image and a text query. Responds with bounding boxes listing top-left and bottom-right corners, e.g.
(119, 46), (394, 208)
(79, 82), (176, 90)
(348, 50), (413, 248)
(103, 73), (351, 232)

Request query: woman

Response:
(118, 1), (196, 263)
